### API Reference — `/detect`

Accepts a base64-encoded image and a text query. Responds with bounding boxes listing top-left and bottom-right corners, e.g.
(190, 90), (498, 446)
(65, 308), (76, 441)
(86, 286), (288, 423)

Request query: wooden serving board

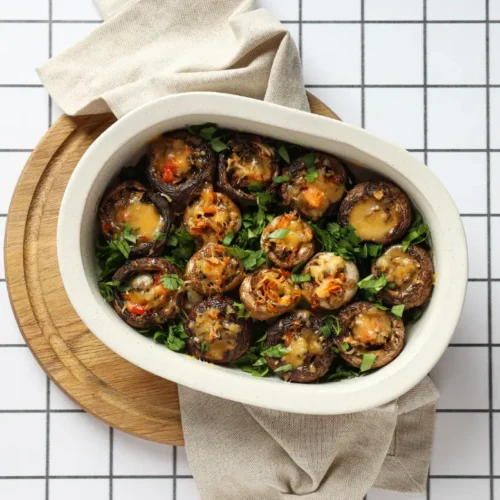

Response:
(4, 94), (339, 446)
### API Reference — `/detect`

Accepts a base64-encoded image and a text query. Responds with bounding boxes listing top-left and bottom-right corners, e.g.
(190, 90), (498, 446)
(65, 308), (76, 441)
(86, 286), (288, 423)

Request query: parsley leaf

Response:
(278, 144), (291, 163)
(198, 124), (218, 140)
(402, 211), (430, 251)
(226, 247), (266, 271)
(222, 231), (235, 246)
(358, 274), (387, 294)
(391, 304), (405, 318)
(160, 274), (185, 290)
(360, 353), (377, 372)
(340, 342), (350, 352)
(152, 318), (188, 353)
(303, 152), (315, 170)
(164, 226), (196, 271)
(211, 137), (229, 152)
(248, 182), (266, 193)
(154, 231), (167, 242)
(306, 170), (319, 183)
(261, 344), (291, 358)
(274, 363), (294, 373)
(319, 314), (342, 338)
(200, 341), (209, 353)
(273, 175), (291, 184)
(267, 229), (290, 240)
(292, 273), (311, 284)
(233, 302), (251, 319)
(98, 280), (130, 302)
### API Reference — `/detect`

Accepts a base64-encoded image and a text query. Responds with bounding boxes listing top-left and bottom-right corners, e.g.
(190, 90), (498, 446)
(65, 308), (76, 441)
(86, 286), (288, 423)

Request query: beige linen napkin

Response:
(38, 1), (439, 498)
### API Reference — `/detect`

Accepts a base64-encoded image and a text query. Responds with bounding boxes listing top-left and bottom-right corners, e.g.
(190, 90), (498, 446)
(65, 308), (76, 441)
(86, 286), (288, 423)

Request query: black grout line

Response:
(0, 344), (28, 348)
(486, 1), (495, 497)
(361, 0), (365, 128)
(0, 475), (194, 480)
(306, 84), (500, 88)
(109, 428), (113, 500)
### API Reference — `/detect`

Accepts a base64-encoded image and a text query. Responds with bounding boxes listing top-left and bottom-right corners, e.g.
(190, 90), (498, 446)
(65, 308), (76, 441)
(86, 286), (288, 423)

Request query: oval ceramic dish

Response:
(57, 92), (468, 414)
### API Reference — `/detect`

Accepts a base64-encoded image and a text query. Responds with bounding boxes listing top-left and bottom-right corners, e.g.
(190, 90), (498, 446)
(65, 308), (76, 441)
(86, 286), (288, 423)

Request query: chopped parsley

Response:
(273, 175), (291, 184)
(360, 353), (377, 372)
(160, 274), (185, 290)
(233, 301), (251, 319)
(402, 211), (430, 251)
(319, 314), (342, 338)
(98, 280), (131, 302)
(163, 226), (196, 271)
(306, 170), (319, 183)
(391, 304), (405, 318)
(267, 229), (290, 240)
(222, 231), (235, 246)
(357, 274), (387, 294)
(200, 341), (209, 353)
(152, 318), (188, 353)
(274, 363), (294, 373)
(278, 144), (291, 163)
(261, 344), (291, 358)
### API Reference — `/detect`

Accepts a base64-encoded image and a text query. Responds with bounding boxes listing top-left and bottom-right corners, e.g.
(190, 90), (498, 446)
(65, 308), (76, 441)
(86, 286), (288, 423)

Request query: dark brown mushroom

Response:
(185, 243), (245, 296)
(280, 152), (348, 221)
(146, 130), (215, 207)
(239, 268), (301, 321)
(265, 310), (334, 382)
(260, 212), (315, 269)
(183, 184), (242, 245)
(217, 134), (278, 206)
(112, 258), (184, 329)
(372, 244), (434, 309)
(99, 181), (172, 258)
(336, 301), (405, 370)
(338, 181), (412, 244)
(185, 295), (252, 363)
(301, 253), (359, 310)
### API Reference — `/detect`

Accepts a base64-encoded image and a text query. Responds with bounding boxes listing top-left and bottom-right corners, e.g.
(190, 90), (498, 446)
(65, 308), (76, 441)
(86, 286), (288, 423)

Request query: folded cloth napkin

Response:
(38, 1), (440, 498)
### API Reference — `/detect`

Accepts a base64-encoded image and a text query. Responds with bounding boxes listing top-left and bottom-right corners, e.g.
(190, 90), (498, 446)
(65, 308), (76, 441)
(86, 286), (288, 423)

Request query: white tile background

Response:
(0, 0), (498, 499)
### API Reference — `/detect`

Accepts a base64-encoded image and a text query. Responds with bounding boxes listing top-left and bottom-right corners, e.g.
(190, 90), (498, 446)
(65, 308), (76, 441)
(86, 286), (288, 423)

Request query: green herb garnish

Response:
(319, 314), (342, 338)
(160, 274), (185, 290)
(261, 344), (291, 358)
(303, 152), (315, 170)
(391, 304), (405, 318)
(306, 170), (319, 183)
(234, 302), (251, 319)
(222, 231), (235, 246)
(292, 273), (311, 284)
(360, 353), (377, 372)
(211, 137), (229, 152)
(98, 280), (131, 302)
(357, 274), (387, 294)
(200, 341), (209, 353)
(274, 363), (294, 373)
(402, 212), (430, 251)
(164, 226), (196, 271)
(248, 182), (267, 193)
(154, 231), (167, 242)
(267, 229), (290, 240)
(273, 175), (291, 184)
(278, 144), (290, 163)
(152, 318), (188, 353)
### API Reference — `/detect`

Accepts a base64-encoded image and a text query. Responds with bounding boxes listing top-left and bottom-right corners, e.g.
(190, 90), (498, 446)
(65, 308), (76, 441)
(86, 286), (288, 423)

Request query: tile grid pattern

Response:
(1, 0), (500, 499)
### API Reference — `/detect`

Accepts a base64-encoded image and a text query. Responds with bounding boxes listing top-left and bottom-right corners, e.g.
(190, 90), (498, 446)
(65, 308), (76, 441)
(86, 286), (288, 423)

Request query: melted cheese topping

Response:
(108, 192), (163, 243)
(151, 137), (198, 184)
(286, 170), (345, 218)
(308, 254), (346, 300)
(227, 143), (273, 187)
(254, 269), (300, 312)
(348, 194), (398, 242)
(123, 273), (171, 314)
(282, 329), (325, 368)
(348, 309), (392, 347)
(376, 246), (419, 291)
(188, 307), (241, 361)
(184, 185), (241, 244)
(265, 214), (313, 259)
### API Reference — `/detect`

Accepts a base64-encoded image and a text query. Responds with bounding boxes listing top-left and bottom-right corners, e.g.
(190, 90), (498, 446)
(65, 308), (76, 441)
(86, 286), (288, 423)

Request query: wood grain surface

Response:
(4, 93), (339, 446)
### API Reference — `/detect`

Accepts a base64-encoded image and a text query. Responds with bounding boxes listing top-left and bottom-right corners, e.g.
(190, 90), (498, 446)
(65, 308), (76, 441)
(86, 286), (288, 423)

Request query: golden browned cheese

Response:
(350, 309), (392, 347)
(348, 194), (398, 241)
(287, 171), (345, 218)
(110, 192), (163, 242)
(188, 307), (241, 361)
(308, 254), (346, 299)
(377, 247), (419, 291)
(255, 269), (300, 307)
(151, 137), (196, 182)
(123, 274), (170, 312)
(227, 148), (273, 185)
(279, 219), (313, 248)
(282, 329), (325, 368)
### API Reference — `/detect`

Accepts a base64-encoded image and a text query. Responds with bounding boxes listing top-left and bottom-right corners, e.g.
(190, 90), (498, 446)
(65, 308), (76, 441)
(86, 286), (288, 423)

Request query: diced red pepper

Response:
(129, 304), (146, 315)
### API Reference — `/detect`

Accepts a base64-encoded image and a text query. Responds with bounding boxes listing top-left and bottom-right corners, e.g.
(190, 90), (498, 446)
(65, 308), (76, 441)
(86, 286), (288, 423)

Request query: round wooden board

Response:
(5, 93), (339, 446)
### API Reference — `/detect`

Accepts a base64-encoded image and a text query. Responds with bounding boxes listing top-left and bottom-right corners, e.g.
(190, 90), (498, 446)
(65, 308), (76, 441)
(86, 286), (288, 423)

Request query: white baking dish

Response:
(57, 92), (467, 414)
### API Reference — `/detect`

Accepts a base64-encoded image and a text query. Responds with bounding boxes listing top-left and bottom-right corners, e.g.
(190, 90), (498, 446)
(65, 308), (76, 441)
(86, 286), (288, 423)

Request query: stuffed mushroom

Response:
(185, 243), (245, 296)
(261, 212), (315, 269)
(338, 181), (412, 244)
(112, 258), (184, 328)
(281, 152), (348, 221)
(301, 253), (359, 310)
(336, 301), (405, 370)
(372, 244), (434, 309)
(99, 181), (172, 258)
(183, 184), (242, 245)
(146, 130), (215, 206)
(186, 295), (252, 363)
(264, 310), (335, 382)
(217, 134), (278, 206)
(239, 268), (301, 320)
